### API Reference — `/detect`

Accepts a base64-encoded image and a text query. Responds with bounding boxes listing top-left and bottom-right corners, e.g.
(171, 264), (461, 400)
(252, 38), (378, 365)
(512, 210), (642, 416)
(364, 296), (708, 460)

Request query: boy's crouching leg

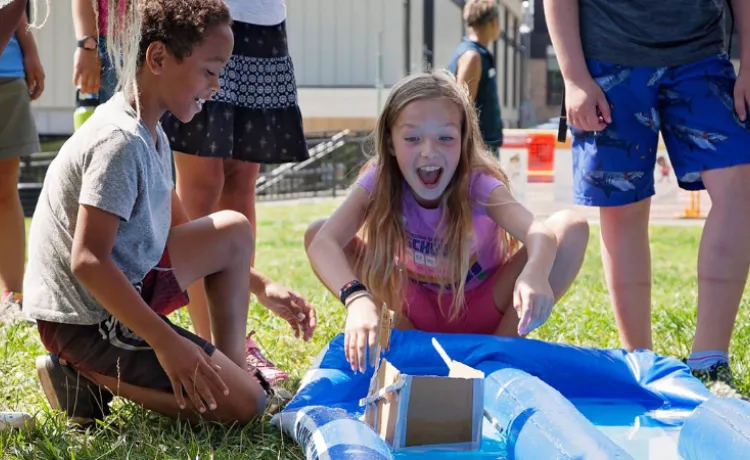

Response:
(82, 347), (267, 425)
(168, 210), (255, 366)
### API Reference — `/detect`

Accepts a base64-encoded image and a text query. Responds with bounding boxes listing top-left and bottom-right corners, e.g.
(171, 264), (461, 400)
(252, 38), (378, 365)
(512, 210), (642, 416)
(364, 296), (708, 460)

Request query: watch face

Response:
(80, 38), (98, 50)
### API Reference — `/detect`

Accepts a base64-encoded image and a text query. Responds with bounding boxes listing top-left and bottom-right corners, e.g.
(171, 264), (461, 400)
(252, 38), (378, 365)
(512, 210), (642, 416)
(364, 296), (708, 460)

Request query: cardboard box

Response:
(359, 310), (485, 451)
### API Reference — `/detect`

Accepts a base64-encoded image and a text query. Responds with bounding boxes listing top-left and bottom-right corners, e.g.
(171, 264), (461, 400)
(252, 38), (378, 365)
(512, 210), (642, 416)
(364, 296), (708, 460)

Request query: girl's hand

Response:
(344, 295), (380, 373)
(513, 270), (555, 336)
(256, 282), (317, 342)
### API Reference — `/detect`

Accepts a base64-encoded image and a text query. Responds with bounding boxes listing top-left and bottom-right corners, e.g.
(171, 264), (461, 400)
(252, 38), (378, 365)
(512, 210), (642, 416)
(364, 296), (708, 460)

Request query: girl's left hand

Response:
(256, 282), (317, 342)
(513, 271), (555, 336)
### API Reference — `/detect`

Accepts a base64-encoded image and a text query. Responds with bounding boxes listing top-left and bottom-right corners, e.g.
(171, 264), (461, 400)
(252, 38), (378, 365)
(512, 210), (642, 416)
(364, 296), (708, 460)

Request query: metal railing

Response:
(17, 130), (373, 215)
(255, 129), (371, 201)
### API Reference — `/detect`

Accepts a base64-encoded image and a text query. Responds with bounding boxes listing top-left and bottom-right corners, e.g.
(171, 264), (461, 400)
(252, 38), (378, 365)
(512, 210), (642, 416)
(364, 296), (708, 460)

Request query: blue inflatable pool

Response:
(271, 330), (750, 460)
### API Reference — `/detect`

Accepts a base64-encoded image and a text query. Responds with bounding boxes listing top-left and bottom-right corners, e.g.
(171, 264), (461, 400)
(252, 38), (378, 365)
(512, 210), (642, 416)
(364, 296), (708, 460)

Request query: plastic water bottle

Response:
(74, 90), (99, 131)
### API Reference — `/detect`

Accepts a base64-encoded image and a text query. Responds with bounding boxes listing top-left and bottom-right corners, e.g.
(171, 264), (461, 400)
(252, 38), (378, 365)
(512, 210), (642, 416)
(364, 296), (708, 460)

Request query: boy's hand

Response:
(734, 66), (750, 122)
(154, 335), (228, 413)
(564, 76), (611, 132)
(256, 282), (317, 342)
(23, 54), (44, 100)
(344, 294), (380, 373)
(513, 270), (555, 336)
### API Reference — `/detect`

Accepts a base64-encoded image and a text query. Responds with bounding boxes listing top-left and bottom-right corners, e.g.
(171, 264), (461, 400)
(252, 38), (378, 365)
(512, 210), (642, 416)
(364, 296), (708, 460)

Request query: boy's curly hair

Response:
(463, 0), (499, 28)
(137, 0), (232, 66)
(103, 0), (231, 101)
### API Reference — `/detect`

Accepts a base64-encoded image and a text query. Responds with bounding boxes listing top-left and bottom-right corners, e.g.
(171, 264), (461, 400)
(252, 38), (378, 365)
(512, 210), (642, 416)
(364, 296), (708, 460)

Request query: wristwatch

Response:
(77, 36), (98, 51)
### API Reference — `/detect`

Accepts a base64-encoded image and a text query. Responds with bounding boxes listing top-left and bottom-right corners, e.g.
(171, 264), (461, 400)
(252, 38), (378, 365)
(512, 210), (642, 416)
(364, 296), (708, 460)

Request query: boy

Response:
(0, 9), (44, 324)
(545, 0), (750, 398)
(447, 0), (504, 155)
(24, 0), (313, 425)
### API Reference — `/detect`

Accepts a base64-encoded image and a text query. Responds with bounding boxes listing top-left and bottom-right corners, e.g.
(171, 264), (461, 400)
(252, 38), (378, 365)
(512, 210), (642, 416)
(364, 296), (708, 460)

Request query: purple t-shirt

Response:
(356, 166), (507, 291)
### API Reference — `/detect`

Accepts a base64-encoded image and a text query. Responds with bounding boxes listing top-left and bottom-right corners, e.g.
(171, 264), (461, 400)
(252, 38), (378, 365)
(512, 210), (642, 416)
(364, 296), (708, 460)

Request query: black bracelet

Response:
(339, 280), (368, 305)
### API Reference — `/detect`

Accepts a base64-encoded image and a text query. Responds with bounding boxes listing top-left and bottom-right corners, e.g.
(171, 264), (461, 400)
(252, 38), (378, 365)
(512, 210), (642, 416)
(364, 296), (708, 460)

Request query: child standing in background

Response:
(0, 10), (44, 324)
(447, 0), (504, 156)
(544, 0), (750, 398)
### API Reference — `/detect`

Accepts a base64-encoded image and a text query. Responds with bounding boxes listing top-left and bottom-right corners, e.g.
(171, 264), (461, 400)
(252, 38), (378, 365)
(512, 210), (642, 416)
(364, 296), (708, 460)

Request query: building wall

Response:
(528, 58), (558, 124)
(28, 0), (523, 135)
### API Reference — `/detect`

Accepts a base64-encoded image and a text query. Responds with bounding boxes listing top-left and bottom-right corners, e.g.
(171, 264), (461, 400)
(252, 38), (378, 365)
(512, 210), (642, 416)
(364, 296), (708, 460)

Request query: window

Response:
(546, 45), (563, 106)
(502, 7), (509, 106)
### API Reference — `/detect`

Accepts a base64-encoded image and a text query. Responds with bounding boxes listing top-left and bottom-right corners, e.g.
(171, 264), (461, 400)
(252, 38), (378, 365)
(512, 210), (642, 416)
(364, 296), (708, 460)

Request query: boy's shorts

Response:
(572, 53), (750, 207)
(35, 250), (210, 393)
(0, 77), (40, 160)
(404, 267), (503, 334)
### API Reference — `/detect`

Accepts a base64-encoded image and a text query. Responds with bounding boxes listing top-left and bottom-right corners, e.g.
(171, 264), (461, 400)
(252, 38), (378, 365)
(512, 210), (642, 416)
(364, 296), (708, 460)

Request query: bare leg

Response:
(173, 151), (225, 341)
(0, 157), (25, 294)
(83, 349), (265, 424)
(168, 210), (254, 366)
(492, 210), (590, 337)
(599, 199), (652, 351)
(692, 165), (750, 354)
(218, 160), (260, 266)
(304, 211), (589, 336)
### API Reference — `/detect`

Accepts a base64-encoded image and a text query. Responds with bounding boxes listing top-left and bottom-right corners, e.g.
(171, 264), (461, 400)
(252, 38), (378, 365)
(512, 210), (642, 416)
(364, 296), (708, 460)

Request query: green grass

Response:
(1, 199), (749, 459)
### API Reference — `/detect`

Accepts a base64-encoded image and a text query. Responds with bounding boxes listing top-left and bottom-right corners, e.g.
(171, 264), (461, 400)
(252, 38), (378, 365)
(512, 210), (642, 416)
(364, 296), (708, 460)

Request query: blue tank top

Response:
(447, 38), (503, 147)
(0, 36), (25, 78)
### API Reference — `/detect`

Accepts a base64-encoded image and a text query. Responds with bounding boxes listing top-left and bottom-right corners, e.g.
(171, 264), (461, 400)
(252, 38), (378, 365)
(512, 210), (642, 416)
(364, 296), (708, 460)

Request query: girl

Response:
(160, 0), (309, 384)
(305, 71), (590, 373)
(24, 0), (310, 426)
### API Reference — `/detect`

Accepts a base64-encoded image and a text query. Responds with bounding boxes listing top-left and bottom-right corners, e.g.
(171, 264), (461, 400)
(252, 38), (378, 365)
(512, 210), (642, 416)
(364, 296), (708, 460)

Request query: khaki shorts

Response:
(0, 77), (40, 161)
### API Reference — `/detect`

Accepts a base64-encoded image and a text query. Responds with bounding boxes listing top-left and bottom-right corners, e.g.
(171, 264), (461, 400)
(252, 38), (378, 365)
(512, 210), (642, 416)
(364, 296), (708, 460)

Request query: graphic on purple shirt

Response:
(355, 166), (507, 291)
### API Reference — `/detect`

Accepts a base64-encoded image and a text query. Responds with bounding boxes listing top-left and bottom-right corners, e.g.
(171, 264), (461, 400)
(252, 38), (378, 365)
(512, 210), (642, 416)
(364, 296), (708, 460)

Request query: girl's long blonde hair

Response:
(359, 70), (520, 321)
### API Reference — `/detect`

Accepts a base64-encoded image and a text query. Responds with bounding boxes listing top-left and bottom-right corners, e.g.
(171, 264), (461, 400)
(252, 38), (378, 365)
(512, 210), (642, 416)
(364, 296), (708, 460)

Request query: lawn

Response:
(1, 199), (749, 459)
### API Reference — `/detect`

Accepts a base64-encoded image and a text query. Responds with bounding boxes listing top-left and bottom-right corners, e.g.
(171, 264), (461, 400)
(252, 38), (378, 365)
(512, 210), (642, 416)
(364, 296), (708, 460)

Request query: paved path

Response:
(523, 181), (709, 225)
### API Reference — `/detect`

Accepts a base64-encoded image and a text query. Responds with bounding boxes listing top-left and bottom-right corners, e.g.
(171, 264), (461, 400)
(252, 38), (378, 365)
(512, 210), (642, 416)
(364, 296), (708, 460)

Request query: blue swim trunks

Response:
(572, 54), (750, 206)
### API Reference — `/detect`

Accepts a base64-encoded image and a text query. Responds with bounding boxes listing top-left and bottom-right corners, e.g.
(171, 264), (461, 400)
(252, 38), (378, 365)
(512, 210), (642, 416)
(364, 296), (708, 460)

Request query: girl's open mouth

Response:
(417, 165), (443, 187)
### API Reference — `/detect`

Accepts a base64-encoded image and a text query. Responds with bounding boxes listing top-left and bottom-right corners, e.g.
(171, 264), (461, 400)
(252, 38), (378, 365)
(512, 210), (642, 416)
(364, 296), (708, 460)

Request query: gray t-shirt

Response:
(579, 0), (729, 68)
(23, 93), (174, 325)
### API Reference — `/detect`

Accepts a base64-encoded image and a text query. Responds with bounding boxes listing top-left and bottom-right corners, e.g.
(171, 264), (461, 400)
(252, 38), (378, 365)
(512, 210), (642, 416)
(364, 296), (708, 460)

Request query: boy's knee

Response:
(219, 381), (267, 425)
(304, 218), (328, 250)
(214, 210), (255, 259)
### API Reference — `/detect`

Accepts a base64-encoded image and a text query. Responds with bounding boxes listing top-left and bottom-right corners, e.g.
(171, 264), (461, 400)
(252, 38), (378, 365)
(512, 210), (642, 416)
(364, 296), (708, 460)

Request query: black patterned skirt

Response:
(161, 20), (309, 164)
